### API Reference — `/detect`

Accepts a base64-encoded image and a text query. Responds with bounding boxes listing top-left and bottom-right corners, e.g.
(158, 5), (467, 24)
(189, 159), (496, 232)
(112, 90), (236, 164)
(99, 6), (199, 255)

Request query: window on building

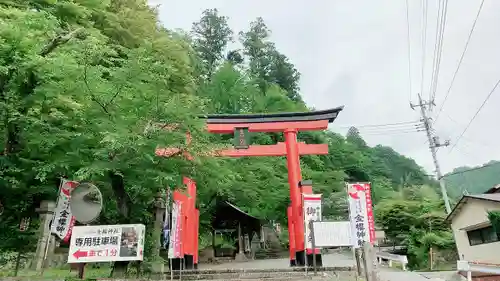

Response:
(467, 226), (499, 246)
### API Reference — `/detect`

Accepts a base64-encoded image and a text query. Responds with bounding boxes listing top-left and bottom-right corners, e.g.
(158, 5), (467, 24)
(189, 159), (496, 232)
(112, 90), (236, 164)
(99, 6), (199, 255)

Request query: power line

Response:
(358, 124), (424, 132)
(405, 0), (413, 101)
(428, 0), (443, 102)
(441, 111), (496, 149)
(448, 77), (500, 154)
(420, 0), (429, 97)
(339, 120), (421, 129)
(429, 0), (449, 106)
(434, 0), (486, 123)
(359, 129), (425, 136)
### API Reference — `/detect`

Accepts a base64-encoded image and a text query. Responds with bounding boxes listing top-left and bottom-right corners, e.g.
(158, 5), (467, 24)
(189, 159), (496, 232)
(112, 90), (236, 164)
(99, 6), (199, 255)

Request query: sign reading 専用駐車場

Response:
(303, 194), (322, 252)
(347, 182), (375, 248)
(67, 224), (145, 263)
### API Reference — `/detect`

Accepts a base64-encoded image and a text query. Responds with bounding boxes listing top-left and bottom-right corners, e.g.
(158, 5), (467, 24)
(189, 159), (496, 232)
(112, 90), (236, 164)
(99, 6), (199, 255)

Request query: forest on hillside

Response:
(0, 0), (454, 273)
(444, 160), (500, 198)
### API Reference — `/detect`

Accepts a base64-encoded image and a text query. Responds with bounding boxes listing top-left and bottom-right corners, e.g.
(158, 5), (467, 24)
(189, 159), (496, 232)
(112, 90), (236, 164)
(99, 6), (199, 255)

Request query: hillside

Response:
(0, 1), (440, 272)
(444, 160), (500, 199)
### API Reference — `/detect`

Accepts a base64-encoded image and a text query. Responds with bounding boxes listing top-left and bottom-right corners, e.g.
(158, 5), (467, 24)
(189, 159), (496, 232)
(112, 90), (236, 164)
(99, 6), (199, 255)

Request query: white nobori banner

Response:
(347, 182), (375, 248)
(303, 193), (322, 252)
(168, 200), (183, 259)
(51, 179), (78, 242)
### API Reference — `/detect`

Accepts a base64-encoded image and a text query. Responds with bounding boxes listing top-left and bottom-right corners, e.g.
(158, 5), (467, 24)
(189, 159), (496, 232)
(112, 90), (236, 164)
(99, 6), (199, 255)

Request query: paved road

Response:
(419, 271), (463, 281)
(379, 269), (434, 281)
(199, 252), (456, 281)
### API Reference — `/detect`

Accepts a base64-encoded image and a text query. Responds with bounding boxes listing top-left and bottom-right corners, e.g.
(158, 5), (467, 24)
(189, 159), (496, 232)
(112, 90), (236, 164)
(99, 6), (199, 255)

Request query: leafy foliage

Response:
(488, 211), (500, 233)
(375, 186), (454, 269)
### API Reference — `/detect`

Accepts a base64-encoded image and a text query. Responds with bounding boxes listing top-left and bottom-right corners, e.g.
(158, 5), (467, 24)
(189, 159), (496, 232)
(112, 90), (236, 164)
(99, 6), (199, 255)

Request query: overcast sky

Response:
(152, 0), (500, 174)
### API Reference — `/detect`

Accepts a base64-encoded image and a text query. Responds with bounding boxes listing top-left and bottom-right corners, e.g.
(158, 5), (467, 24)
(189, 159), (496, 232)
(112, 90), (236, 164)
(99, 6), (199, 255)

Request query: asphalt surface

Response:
(198, 252), (458, 281)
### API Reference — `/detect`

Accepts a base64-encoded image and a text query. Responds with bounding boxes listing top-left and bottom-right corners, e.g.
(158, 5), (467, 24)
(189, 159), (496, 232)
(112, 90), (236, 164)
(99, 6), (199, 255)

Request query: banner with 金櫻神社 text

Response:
(51, 179), (78, 242)
(347, 182), (375, 248)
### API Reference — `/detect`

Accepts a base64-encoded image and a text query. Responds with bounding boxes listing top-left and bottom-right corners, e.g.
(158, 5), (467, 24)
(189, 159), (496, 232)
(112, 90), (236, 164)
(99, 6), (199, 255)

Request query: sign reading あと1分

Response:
(347, 182), (375, 248)
(68, 224), (145, 263)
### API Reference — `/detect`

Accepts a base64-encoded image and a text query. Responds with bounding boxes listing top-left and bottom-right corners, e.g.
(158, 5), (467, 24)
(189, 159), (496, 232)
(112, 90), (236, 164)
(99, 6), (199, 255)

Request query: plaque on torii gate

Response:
(155, 107), (344, 267)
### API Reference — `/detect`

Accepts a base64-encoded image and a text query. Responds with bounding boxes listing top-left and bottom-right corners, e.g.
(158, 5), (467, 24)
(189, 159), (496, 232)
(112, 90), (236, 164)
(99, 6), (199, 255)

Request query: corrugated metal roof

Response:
(467, 194), (500, 202)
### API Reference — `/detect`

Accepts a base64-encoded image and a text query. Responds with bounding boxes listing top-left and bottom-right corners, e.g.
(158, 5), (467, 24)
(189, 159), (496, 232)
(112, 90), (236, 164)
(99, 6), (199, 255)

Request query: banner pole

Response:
(170, 258), (173, 281)
(40, 178), (64, 276)
(303, 194), (308, 275)
(311, 221), (317, 275)
(346, 182), (361, 279)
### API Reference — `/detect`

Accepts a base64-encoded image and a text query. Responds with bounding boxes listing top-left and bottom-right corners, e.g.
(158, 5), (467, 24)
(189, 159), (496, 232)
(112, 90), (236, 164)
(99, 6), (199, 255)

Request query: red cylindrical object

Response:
(284, 129), (304, 253)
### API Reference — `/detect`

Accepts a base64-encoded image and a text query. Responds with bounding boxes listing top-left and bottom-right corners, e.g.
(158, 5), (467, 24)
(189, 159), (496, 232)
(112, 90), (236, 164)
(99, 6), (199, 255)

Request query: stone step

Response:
(172, 272), (311, 280)
(163, 268), (354, 281)
(155, 271), (353, 281)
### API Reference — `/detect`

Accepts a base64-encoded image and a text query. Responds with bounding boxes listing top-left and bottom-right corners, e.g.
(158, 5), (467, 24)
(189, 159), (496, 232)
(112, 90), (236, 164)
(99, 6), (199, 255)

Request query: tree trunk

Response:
(13, 251), (21, 277)
(110, 261), (129, 278)
(109, 171), (133, 277)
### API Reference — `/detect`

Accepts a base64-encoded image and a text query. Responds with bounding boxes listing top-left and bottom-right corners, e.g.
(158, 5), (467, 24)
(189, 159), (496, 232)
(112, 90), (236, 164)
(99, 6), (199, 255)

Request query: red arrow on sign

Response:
(73, 249), (88, 259)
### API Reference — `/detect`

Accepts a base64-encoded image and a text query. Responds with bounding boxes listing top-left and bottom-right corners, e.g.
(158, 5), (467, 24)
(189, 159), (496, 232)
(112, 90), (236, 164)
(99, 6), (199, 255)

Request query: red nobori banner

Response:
(51, 179), (78, 242)
(347, 182), (375, 248)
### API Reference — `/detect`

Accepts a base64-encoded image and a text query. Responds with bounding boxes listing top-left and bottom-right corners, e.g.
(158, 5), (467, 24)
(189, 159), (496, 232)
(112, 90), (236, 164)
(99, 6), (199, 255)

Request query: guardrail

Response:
(375, 251), (408, 271)
(457, 260), (500, 281)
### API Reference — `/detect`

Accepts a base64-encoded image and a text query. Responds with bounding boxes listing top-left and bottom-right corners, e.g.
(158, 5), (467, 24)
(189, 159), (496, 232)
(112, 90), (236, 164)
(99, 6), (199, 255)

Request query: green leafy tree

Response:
(191, 8), (233, 79)
(375, 187), (454, 269)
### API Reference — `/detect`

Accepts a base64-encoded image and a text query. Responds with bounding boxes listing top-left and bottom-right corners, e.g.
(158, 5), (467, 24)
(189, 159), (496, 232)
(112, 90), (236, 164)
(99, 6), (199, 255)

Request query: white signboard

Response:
(312, 221), (353, 247)
(51, 179), (78, 242)
(303, 194), (322, 251)
(168, 200), (183, 258)
(68, 224), (145, 263)
(347, 183), (375, 248)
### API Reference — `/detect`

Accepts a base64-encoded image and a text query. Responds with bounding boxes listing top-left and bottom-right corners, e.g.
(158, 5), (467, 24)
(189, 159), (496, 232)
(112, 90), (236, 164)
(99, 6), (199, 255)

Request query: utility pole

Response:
(411, 93), (452, 214)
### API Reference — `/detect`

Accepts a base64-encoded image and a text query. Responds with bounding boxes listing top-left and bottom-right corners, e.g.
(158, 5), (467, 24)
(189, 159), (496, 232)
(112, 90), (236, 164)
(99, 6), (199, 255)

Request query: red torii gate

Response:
(156, 107), (343, 267)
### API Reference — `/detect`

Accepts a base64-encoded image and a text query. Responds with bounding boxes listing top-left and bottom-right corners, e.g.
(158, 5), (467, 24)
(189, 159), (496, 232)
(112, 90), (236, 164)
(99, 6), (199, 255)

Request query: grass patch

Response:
(0, 267), (112, 279)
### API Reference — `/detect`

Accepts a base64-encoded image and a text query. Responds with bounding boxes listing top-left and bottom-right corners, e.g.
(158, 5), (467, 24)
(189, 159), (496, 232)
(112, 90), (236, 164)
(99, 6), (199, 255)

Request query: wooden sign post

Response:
(362, 242), (379, 281)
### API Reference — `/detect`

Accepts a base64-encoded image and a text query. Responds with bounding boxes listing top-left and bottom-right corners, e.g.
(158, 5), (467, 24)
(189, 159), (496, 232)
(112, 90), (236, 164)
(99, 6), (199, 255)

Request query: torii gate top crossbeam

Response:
(200, 107), (344, 133)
